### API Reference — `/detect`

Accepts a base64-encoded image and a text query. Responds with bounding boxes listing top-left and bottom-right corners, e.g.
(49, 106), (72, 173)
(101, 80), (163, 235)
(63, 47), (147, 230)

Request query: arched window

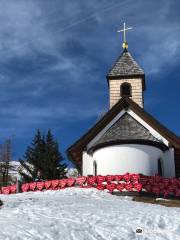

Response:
(158, 159), (163, 176)
(93, 161), (97, 176)
(120, 83), (132, 97)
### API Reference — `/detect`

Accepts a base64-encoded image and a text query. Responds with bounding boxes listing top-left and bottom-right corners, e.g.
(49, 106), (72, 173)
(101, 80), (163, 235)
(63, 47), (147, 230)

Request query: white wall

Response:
(161, 148), (175, 177)
(82, 151), (94, 176)
(83, 144), (164, 176)
(83, 145), (176, 177)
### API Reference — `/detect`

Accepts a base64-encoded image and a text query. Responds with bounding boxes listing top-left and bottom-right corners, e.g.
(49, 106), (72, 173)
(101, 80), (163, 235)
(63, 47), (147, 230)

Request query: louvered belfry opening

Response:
(120, 82), (132, 97)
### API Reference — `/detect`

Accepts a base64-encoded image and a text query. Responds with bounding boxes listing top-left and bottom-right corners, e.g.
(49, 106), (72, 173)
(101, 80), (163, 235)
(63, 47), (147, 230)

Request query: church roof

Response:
(107, 49), (144, 77)
(88, 113), (160, 152)
(67, 97), (180, 172)
(107, 49), (146, 89)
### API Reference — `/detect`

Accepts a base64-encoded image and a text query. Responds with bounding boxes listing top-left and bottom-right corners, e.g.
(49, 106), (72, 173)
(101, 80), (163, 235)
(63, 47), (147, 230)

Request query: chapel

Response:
(67, 24), (180, 178)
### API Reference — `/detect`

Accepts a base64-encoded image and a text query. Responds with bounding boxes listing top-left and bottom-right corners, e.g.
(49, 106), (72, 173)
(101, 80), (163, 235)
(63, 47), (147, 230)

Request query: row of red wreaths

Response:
(1, 173), (180, 198)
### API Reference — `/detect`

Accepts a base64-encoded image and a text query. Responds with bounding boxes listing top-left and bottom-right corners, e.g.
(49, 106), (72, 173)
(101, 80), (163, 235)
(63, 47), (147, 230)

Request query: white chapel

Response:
(67, 24), (180, 178)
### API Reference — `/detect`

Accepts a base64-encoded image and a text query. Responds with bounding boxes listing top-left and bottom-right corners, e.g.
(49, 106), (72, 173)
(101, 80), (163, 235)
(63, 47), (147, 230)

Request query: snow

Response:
(0, 188), (180, 240)
(9, 161), (21, 178)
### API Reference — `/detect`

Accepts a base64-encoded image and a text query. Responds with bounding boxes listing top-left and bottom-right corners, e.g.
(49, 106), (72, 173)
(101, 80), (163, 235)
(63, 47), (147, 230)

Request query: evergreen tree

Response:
(20, 130), (67, 182)
(41, 130), (67, 180)
(19, 130), (45, 182)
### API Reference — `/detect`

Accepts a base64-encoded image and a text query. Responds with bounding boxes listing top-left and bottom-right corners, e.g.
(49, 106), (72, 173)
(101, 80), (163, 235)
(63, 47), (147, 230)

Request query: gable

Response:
(88, 113), (161, 150)
(67, 97), (180, 169)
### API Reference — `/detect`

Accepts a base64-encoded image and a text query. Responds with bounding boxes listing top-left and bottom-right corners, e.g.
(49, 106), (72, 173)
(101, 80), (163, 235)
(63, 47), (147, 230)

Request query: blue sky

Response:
(0, 0), (180, 166)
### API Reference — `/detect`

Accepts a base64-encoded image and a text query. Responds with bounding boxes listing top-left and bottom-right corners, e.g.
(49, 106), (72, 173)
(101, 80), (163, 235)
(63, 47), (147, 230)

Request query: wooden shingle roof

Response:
(107, 49), (144, 76)
(88, 113), (161, 151)
(107, 49), (146, 90)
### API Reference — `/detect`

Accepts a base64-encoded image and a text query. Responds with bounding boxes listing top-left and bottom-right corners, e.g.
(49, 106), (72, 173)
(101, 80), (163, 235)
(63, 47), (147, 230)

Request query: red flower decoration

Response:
(59, 179), (67, 188)
(76, 176), (87, 185)
(29, 182), (36, 191)
(22, 183), (30, 192)
(44, 181), (52, 189)
(116, 183), (124, 192)
(67, 178), (75, 187)
(36, 182), (45, 191)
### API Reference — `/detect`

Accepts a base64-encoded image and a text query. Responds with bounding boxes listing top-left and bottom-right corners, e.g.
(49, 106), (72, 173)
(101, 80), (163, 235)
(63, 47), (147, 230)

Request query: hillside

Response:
(0, 188), (180, 240)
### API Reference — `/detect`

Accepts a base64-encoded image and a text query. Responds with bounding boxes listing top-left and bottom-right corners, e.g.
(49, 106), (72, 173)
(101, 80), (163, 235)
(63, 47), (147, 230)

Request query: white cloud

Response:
(138, 24), (180, 74)
(0, 0), (179, 137)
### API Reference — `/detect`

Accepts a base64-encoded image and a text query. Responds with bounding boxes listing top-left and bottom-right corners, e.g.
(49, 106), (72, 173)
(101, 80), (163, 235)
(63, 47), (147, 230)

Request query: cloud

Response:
(0, 0), (179, 158)
(0, 0), (179, 75)
(0, 1), (44, 57)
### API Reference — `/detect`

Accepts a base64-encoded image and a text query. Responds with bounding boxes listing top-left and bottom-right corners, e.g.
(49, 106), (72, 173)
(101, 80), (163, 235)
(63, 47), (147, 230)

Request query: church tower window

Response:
(120, 83), (132, 97)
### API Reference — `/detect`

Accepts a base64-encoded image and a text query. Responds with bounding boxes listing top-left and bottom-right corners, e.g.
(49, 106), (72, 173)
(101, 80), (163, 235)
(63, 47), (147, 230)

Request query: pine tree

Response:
(42, 130), (67, 180)
(20, 130), (67, 182)
(20, 130), (45, 182)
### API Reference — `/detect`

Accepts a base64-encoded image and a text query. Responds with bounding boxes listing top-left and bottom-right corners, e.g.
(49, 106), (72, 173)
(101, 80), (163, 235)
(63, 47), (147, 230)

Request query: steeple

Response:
(107, 23), (145, 109)
(107, 49), (145, 79)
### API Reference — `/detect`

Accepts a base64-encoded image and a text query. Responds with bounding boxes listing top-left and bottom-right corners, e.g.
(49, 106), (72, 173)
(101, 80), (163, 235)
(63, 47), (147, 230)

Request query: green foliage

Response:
(20, 130), (67, 182)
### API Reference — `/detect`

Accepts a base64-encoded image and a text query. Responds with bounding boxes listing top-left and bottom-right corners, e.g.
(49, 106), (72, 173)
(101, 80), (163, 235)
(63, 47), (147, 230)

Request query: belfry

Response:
(108, 23), (145, 108)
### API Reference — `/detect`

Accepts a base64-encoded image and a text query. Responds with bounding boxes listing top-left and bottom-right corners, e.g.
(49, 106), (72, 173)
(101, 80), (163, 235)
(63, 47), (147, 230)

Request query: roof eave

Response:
(87, 139), (168, 153)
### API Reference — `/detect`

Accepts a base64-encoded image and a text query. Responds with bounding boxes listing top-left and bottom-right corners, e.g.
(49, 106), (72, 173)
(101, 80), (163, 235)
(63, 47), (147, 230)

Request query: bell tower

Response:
(107, 23), (145, 108)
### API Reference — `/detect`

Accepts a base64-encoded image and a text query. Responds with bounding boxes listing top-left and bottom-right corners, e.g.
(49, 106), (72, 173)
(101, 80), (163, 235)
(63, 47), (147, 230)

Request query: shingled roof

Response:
(107, 48), (144, 77)
(88, 113), (161, 151)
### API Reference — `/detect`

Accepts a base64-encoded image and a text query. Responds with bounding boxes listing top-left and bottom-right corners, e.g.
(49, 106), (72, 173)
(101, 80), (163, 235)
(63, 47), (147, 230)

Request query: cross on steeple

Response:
(117, 22), (132, 49)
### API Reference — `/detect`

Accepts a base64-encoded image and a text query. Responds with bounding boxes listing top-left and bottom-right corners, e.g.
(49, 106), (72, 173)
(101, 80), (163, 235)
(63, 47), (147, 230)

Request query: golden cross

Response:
(117, 22), (132, 48)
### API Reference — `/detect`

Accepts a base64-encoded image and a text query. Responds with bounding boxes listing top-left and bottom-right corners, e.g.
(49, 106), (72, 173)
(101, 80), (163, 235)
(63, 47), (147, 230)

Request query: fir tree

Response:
(20, 130), (44, 182)
(42, 130), (67, 180)
(20, 130), (67, 182)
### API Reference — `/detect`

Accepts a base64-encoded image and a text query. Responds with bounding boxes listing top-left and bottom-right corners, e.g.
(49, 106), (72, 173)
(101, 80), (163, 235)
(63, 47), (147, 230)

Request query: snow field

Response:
(0, 188), (180, 240)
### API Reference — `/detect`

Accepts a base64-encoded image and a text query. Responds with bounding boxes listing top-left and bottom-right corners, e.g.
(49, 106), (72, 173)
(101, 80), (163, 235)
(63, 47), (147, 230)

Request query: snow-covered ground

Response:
(0, 188), (180, 240)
